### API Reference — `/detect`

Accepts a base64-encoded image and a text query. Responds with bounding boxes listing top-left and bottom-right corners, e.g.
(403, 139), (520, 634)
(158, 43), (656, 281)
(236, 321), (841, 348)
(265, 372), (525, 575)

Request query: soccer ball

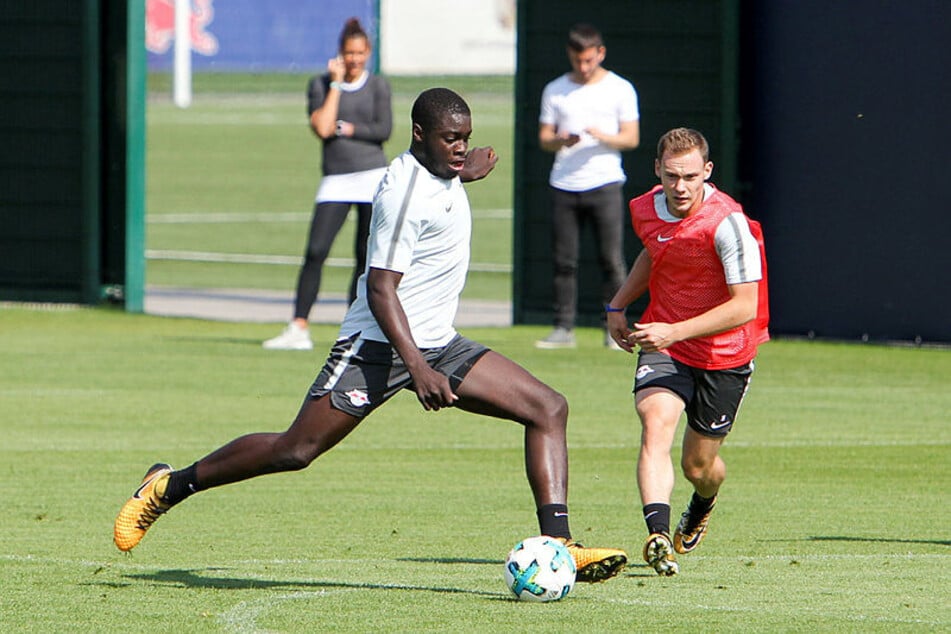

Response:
(503, 535), (576, 602)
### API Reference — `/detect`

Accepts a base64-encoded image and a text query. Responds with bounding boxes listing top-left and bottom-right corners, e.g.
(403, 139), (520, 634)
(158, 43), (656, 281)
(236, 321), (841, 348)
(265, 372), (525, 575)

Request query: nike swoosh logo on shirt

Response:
(657, 234), (674, 242)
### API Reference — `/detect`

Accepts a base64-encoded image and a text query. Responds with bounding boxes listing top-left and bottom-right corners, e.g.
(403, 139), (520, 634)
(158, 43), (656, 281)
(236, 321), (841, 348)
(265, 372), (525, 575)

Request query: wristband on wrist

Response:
(329, 81), (342, 90)
(605, 304), (625, 313)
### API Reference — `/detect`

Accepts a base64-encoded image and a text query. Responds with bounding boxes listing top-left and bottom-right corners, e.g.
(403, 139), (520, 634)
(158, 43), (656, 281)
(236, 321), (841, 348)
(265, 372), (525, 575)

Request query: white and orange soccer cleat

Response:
(558, 538), (628, 582)
(114, 463), (174, 552)
(674, 495), (717, 554)
(643, 532), (679, 576)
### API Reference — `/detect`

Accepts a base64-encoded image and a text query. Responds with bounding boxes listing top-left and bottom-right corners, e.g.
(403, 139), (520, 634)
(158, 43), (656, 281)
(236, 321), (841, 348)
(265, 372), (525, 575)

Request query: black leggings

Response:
(293, 201), (371, 320)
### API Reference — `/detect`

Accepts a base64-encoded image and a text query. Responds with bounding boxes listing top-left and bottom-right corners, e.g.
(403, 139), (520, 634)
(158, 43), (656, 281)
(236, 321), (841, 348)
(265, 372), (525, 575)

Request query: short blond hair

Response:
(656, 128), (709, 162)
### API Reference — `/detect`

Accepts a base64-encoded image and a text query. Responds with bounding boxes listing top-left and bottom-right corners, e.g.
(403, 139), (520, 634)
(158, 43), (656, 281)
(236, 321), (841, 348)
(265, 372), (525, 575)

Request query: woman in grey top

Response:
(265, 17), (392, 350)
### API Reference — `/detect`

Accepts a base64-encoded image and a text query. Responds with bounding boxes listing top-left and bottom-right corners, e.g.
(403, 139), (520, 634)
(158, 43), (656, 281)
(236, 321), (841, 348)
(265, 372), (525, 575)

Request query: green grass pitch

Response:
(0, 307), (948, 631)
(145, 74), (516, 302)
(1, 74), (948, 631)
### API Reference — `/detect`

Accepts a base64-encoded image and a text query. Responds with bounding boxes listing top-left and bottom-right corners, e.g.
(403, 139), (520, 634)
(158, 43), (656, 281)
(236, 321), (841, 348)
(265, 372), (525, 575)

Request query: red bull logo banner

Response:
(146, 0), (218, 57)
(145, 0), (377, 72)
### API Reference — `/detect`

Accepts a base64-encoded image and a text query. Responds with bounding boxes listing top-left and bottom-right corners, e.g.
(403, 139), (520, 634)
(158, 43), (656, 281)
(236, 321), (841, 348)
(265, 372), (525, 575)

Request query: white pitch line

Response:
(147, 249), (304, 266)
(723, 438), (951, 449)
(4, 551), (946, 570)
(146, 249), (513, 273)
(149, 212), (310, 224)
(0, 554), (388, 569)
(148, 209), (513, 223)
(255, 438), (949, 451)
(218, 591), (348, 634)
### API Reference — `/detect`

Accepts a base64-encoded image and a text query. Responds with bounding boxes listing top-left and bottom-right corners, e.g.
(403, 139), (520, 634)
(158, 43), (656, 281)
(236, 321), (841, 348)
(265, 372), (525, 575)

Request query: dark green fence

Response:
(0, 0), (145, 309)
(513, 0), (740, 327)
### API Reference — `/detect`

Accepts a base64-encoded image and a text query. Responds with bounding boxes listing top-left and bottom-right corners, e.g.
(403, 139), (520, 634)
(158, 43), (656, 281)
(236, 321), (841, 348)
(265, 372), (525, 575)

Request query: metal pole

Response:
(173, 0), (192, 108)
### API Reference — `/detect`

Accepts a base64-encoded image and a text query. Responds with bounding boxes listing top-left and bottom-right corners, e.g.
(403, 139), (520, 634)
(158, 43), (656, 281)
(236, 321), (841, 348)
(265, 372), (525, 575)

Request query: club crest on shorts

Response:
(345, 389), (371, 407)
(636, 364), (655, 380)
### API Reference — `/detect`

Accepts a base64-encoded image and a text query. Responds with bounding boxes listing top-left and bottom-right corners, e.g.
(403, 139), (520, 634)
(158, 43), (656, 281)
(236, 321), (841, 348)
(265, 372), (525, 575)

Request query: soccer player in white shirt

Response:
(114, 88), (629, 583)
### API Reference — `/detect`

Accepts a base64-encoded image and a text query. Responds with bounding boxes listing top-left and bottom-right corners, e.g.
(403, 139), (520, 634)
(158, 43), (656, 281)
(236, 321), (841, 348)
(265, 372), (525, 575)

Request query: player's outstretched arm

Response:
(606, 249), (652, 353)
(459, 146), (498, 182)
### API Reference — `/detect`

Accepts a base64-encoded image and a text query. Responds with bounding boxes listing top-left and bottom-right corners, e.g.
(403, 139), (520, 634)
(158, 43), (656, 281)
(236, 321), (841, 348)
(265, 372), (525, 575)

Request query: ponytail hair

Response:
(339, 17), (369, 52)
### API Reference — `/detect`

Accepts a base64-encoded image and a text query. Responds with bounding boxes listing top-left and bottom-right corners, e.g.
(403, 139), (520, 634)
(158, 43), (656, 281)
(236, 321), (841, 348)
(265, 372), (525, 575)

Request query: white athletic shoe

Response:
(605, 330), (624, 351)
(262, 323), (313, 350)
(535, 327), (576, 349)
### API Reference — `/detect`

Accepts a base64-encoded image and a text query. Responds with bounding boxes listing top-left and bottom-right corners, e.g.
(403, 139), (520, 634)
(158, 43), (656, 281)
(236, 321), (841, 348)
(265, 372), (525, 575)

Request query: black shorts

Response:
(633, 351), (754, 437)
(308, 333), (489, 417)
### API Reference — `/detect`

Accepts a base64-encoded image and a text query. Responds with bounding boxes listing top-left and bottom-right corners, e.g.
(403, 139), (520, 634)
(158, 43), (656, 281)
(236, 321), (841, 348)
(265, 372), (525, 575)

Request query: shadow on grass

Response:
(809, 535), (951, 547)
(623, 571), (659, 579)
(117, 567), (505, 599)
(401, 557), (652, 582)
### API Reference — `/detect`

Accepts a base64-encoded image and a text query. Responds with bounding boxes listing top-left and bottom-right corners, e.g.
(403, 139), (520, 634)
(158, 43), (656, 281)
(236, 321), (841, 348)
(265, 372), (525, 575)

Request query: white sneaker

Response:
(535, 327), (576, 349)
(262, 323), (313, 350)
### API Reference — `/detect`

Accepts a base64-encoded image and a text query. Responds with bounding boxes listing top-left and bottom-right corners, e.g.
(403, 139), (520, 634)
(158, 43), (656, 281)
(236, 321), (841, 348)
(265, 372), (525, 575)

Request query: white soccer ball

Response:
(503, 535), (576, 602)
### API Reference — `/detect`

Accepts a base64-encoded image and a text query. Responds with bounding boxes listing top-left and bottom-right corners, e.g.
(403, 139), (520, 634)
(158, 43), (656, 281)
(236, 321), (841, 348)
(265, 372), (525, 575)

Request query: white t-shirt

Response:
(338, 151), (471, 347)
(539, 70), (639, 191)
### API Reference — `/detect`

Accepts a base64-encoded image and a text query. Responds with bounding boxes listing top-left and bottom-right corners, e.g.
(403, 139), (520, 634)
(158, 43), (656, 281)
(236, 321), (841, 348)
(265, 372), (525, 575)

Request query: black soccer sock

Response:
(689, 491), (717, 514)
(162, 463), (200, 505)
(536, 504), (571, 540)
(643, 503), (671, 536)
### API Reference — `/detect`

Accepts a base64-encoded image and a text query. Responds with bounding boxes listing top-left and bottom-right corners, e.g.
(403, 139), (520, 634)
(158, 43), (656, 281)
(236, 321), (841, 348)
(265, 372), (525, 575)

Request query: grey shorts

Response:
(308, 333), (489, 417)
(633, 351), (754, 437)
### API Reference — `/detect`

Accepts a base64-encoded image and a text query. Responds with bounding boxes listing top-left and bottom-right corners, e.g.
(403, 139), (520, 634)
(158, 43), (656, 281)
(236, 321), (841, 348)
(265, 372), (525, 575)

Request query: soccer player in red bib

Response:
(606, 128), (769, 575)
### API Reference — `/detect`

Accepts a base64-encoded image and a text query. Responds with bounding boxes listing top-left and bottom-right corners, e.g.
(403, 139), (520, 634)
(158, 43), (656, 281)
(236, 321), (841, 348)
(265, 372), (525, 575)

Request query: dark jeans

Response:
(293, 200), (371, 320)
(550, 183), (627, 329)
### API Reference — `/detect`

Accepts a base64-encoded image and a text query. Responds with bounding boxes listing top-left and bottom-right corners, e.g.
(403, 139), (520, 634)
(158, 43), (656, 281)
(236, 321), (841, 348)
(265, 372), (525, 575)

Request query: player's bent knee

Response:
(680, 462), (704, 483)
(680, 457), (719, 484)
(534, 391), (568, 430)
(274, 440), (322, 472)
